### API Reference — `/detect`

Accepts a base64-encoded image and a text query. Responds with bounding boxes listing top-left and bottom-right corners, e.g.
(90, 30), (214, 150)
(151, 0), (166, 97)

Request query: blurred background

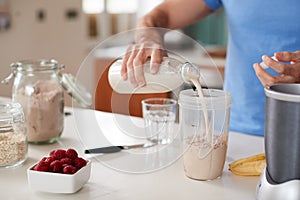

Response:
(0, 0), (227, 108)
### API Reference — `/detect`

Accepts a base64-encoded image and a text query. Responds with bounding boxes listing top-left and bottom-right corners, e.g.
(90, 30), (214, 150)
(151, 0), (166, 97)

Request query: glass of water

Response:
(141, 98), (177, 144)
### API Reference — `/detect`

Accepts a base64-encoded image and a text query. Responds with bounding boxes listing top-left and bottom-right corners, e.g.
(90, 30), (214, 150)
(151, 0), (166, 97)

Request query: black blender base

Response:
(256, 168), (300, 200)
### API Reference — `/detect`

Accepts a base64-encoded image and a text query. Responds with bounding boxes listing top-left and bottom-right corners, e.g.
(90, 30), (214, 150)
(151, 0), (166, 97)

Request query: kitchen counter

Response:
(0, 97), (264, 200)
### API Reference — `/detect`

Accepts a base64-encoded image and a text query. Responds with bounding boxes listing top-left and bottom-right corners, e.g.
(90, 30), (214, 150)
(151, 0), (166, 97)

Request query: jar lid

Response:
(0, 103), (25, 125)
(60, 73), (92, 108)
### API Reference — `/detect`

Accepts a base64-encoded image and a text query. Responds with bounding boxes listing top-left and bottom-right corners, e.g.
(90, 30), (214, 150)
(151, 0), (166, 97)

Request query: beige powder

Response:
(183, 134), (228, 180)
(15, 80), (64, 143)
(0, 130), (27, 166)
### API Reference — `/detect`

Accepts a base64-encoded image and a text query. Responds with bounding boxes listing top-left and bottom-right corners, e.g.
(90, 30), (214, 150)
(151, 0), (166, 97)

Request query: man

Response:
(121, 0), (300, 136)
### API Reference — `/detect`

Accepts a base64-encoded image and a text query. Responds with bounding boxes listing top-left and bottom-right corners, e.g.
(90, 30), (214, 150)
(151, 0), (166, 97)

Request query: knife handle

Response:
(84, 146), (124, 154)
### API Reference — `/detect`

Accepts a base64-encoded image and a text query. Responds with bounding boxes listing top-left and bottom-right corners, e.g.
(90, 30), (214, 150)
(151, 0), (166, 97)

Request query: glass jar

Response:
(2, 59), (92, 144)
(10, 59), (65, 144)
(0, 103), (27, 168)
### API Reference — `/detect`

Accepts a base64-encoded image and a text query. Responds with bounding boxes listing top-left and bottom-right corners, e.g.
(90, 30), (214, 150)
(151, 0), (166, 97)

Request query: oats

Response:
(0, 131), (27, 166)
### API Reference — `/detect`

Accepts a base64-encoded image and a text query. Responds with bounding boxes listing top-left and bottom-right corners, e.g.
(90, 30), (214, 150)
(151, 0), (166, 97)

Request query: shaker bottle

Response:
(179, 89), (231, 180)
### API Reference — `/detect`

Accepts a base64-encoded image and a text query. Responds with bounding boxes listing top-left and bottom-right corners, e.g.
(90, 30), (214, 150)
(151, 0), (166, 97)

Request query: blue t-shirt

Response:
(203, 0), (300, 136)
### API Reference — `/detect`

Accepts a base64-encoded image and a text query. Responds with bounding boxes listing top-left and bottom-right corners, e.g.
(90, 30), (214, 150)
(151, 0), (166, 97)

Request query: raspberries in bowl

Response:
(33, 149), (87, 174)
(27, 148), (91, 193)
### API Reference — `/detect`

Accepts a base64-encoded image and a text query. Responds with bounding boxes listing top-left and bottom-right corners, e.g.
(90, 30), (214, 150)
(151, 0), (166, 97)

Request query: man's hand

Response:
(253, 51), (300, 87)
(121, 28), (166, 88)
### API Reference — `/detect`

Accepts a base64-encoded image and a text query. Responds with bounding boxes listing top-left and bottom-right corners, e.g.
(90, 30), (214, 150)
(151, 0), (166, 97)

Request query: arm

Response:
(138, 0), (213, 30)
(253, 51), (300, 87)
(121, 0), (213, 87)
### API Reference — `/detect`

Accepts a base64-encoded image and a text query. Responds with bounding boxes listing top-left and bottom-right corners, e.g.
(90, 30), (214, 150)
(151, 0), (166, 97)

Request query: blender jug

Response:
(256, 84), (300, 200)
(179, 89), (231, 180)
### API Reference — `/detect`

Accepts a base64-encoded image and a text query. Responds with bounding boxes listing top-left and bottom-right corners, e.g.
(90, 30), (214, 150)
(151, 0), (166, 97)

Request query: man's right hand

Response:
(121, 28), (166, 88)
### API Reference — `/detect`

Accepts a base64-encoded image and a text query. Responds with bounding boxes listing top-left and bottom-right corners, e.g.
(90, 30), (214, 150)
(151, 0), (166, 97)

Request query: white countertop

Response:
(0, 97), (264, 200)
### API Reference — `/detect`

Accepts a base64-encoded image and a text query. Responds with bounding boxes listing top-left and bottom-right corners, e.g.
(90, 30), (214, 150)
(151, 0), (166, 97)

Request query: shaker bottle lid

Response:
(60, 73), (92, 108)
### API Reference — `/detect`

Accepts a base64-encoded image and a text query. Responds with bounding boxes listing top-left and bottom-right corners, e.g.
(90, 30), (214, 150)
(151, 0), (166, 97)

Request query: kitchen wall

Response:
(0, 0), (159, 106)
(0, 0), (88, 105)
(0, 0), (228, 107)
(184, 8), (227, 46)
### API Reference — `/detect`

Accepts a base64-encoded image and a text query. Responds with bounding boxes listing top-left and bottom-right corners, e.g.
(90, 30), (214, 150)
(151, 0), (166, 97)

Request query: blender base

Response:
(256, 168), (300, 200)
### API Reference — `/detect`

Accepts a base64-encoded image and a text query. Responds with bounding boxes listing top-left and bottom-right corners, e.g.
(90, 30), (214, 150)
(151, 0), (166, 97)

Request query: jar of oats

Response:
(2, 59), (91, 145)
(0, 103), (27, 168)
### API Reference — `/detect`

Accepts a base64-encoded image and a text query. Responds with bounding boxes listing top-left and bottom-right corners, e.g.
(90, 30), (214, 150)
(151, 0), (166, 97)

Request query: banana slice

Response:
(229, 153), (266, 176)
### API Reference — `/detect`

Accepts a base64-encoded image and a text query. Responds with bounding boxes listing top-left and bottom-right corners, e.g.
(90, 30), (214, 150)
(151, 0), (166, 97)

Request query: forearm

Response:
(136, 0), (213, 30)
(137, 6), (169, 29)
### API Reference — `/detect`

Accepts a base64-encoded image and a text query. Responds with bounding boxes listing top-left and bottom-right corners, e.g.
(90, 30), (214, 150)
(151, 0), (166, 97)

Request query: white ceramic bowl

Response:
(27, 160), (91, 193)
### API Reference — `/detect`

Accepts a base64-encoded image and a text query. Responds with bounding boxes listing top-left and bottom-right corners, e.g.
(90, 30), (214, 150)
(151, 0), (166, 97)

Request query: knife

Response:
(84, 143), (154, 154)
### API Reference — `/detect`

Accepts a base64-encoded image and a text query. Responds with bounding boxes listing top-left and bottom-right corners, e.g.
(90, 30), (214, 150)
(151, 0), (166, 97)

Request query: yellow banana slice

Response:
(229, 153), (266, 176)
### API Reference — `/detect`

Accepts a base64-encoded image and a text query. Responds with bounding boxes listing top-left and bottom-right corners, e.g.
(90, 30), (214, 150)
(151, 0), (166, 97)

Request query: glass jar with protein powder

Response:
(2, 59), (92, 144)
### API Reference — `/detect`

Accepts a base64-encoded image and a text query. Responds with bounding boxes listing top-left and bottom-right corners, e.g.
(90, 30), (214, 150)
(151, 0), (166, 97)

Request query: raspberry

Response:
(40, 157), (48, 162)
(74, 157), (87, 169)
(33, 148), (87, 174)
(63, 165), (77, 174)
(60, 157), (73, 165)
(49, 150), (56, 157)
(44, 156), (55, 165)
(66, 148), (78, 159)
(50, 160), (63, 173)
(34, 161), (49, 172)
(52, 149), (66, 160)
